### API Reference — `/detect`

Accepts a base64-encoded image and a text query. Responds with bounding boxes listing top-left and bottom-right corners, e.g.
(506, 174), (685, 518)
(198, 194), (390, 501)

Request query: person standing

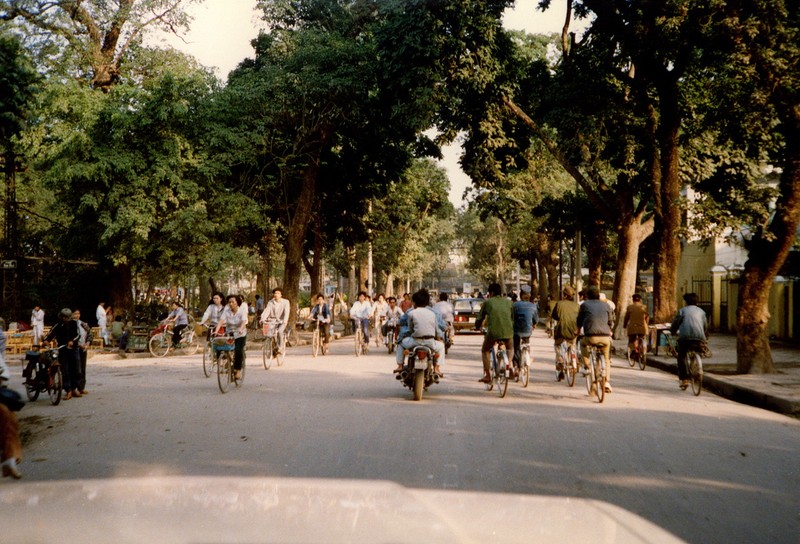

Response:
(474, 283), (514, 384)
(260, 288), (291, 355)
(31, 305), (45, 346)
(96, 301), (108, 346)
(577, 285), (614, 393)
(670, 293), (709, 390)
(73, 309), (93, 394)
(44, 308), (82, 400)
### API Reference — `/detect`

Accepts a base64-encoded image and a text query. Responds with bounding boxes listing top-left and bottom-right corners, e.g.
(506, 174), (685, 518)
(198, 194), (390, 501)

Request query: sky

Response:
(154, 0), (587, 206)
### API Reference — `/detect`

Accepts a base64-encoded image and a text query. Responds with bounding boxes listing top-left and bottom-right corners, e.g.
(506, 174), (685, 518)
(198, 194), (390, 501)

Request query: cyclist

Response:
(577, 285), (613, 393)
(394, 289), (445, 376)
(349, 291), (372, 346)
(432, 292), (455, 348)
(669, 292), (708, 390)
(260, 288), (291, 356)
(165, 301), (189, 349)
(310, 293), (332, 350)
(216, 294), (248, 381)
(371, 293), (389, 343)
(512, 290), (538, 369)
(474, 283), (514, 384)
(623, 293), (649, 360)
(43, 308), (82, 400)
(551, 286), (580, 381)
(200, 292), (225, 341)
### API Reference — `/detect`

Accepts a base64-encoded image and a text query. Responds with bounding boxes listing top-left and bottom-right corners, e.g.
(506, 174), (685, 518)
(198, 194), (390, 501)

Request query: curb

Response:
(634, 353), (800, 417)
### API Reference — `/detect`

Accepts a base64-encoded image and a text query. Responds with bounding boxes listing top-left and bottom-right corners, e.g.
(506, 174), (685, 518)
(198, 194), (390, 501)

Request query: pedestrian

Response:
(96, 301), (108, 346)
(73, 309), (93, 395)
(31, 305), (45, 346)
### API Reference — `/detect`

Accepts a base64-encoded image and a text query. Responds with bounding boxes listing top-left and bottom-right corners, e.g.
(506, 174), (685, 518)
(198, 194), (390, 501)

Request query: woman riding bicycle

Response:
(310, 294), (332, 350)
(166, 301), (189, 349)
(216, 295), (248, 381)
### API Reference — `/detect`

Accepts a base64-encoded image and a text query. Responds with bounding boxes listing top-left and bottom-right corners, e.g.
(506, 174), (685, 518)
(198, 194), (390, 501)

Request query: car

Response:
(452, 297), (484, 332)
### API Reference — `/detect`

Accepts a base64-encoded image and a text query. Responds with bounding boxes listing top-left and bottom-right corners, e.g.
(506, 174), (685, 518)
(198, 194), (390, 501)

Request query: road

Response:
(13, 331), (800, 544)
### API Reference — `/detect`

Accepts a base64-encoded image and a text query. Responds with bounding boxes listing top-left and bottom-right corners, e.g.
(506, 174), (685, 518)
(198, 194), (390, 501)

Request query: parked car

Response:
(452, 298), (484, 332)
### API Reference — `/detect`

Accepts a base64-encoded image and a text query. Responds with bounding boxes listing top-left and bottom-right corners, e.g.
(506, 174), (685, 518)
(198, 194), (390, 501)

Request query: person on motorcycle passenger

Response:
(432, 292), (455, 347)
(394, 289), (445, 376)
(475, 283), (514, 384)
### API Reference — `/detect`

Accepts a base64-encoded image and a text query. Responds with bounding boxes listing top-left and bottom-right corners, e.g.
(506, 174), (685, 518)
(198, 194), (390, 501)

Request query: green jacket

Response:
(476, 296), (514, 340)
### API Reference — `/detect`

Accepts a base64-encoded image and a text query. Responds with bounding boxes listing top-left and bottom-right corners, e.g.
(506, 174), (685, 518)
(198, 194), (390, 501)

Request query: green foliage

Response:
(0, 30), (40, 149)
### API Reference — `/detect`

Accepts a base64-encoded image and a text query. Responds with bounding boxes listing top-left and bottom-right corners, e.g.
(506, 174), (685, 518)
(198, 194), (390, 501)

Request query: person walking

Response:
(31, 305), (45, 346)
(73, 309), (93, 395)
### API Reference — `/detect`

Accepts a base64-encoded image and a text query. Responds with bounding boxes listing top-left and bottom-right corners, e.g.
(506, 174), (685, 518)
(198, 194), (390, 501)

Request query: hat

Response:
(562, 286), (575, 297)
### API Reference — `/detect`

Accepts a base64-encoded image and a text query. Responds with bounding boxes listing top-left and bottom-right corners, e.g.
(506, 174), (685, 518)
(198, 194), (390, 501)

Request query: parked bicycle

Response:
(148, 321), (200, 357)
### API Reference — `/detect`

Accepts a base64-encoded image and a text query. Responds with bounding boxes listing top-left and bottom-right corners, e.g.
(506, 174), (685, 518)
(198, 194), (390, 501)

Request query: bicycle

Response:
(485, 339), (509, 398)
(686, 348), (703, 395)
(556, 339), (579, 387)
(261, 319), (284, 369)
(148, 322), (200, 357)
(515, 336), (531, 388)
(627, 334), (647, 370)
(213, 333), (244, 393)
(23, 346), (64, 406)
(311, 319), (329, 357)
(584, 342), (607, 403)
(373, 317), (386, 348)
(353, 319), (368, 356)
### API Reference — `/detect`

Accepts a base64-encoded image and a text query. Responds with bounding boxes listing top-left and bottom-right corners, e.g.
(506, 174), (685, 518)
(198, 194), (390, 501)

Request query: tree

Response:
(1, 0), (200, 91)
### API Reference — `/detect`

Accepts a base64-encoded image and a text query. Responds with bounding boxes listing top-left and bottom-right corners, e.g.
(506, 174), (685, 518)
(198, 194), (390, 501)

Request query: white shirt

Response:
(219, 305), (248, 339)
(350, 300), (372, 320)
(96, 304), (107, 326)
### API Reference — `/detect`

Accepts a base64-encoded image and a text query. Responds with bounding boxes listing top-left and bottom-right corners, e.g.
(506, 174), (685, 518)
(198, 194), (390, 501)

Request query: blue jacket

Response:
(513, 300), (538, 337)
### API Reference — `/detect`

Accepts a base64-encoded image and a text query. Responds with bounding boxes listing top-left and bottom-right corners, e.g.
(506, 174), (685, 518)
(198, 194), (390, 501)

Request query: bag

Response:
(0, 387), (25, 412)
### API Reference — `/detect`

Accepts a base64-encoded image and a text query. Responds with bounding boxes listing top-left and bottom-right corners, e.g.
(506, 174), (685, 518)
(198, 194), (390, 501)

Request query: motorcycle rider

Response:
(383, 296), (403, 340)
(394, 289), (445, 377)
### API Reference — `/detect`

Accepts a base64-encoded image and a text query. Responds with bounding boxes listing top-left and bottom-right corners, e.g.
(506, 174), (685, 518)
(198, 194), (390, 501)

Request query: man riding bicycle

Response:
(260, 288), (291, 356)
(349, 291), (372, 346)
(577, 285), (614, 393)
(623, 293), (649, 358)
(670, 292), (708, 390)
(475, 283), (514, 384)
(216, 294), (248, 381)
(551, 286), (580, 381)
(512, 290), (538, 368)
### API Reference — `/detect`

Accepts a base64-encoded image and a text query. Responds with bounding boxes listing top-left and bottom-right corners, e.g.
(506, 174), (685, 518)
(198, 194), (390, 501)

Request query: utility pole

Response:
(2, 150), (21, 321)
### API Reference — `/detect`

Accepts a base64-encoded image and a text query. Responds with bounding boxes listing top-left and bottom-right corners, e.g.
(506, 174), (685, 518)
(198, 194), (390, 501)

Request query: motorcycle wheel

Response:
(412, 369), (424, 401)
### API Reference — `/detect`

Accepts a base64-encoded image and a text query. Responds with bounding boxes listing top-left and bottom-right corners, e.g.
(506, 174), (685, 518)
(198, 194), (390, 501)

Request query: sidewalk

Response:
(612, 334), (800, 417)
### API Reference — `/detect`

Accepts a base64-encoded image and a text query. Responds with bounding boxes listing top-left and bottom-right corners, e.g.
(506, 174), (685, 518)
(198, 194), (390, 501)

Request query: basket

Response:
(212, 336), (235, 352)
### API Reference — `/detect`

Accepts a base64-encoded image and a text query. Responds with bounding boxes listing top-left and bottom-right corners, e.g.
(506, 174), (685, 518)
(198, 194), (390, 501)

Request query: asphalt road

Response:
(12, 331), (800, 544)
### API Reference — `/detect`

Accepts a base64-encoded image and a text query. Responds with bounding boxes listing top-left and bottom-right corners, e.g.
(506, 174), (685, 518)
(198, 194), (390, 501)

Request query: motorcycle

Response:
(385, 318), (399, 353)
(395, 343), (441, 401)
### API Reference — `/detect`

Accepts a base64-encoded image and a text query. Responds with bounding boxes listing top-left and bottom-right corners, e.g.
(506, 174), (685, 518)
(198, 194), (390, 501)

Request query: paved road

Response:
(11, 332), (800, 544)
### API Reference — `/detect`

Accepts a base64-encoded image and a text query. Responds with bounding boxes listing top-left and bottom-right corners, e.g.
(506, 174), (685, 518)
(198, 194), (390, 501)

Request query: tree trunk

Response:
(109, 262), (133, 316)
(612, 215), (654, 338)
(282, 152), (323, 323)
(346, 246), (357, 304)
(736, 123), (800, 373)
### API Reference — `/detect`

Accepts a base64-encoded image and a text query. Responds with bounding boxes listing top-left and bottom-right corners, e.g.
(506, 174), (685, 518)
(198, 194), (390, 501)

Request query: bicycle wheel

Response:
(387, 330), (395, 354)
(354, 328), (363, 357)
(496, 348), (509, 398)
(263, 337), (274, 370)
(689, 352), (702, 396)
(595, 353), (606, 403)
(312, 327), (320, 358)
(25, 365), (40, 401)
(486, 348), (495, 391)
(202, 342), (213, 378)
(235, 355), (245, 388)
(627, 346), (636, 367)
(48, 364), (62, 405)
(217, 351), (232, 393)
(585, 350), (595, 396)
(276, 336), (286, 366)
(520, 349), (530, 388)
(638, 344), (647, 371)
(180, 333), (200, 356)
(286, 326), (299, 348)
(565, 345), (577, 387)
(148, 333), (170, 357)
